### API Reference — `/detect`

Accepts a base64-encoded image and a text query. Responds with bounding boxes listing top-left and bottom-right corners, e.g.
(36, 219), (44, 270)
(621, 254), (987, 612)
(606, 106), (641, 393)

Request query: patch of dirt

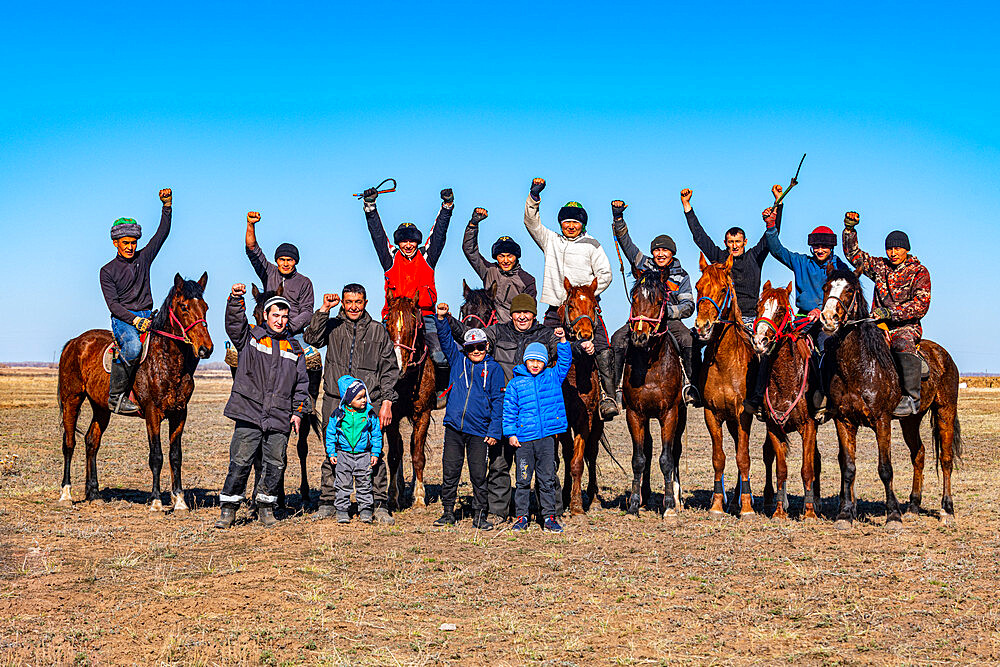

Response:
(1, 369), (997, 665)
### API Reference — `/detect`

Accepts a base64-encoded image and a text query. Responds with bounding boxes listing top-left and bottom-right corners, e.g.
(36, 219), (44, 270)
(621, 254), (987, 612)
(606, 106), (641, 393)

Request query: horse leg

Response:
(900, 415), (924, 519)
(771, 431), (789, 520)
(762, 431), (776, 510)
(704, 409), (727, 514)
(800, 419), (819, 520)
(625, 410), (647, 515)
(641, 429), (653, 508)
(569, 432), (587, 516)
(410, 410), (431, 507)
(145, 410), (166, 511)
(875, 416), (903, 526)
(728, 415), (755, 517)
(658, 405), (680, 518)
(166, 411), (188, 511)
(59, 391), (85, 504)
(672, 405), (684, 510)
(83, 403), (111, 502)
(585, 424), (600, 508)
(834, 418), (859, 529)
(934, 403), (958, 525)
(385, 422), (404, 511)
(296, 416), (312, 508)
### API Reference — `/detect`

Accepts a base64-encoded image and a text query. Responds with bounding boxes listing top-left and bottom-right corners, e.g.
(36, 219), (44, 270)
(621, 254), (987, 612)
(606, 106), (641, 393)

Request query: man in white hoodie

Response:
(523, 178), (618, 418)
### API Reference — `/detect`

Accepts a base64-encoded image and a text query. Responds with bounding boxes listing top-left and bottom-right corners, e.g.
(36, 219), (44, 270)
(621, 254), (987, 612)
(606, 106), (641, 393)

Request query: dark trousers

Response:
(611, 319), (692, 353)
(220, 421), (288, 506)
(543, 306), (611, 353)
(441, 426), (489, 513)
(334, 451), (374, 513)
(514, 436), (558, 518)
(487, 439), (515, 518)
(319, 392), (389, 507)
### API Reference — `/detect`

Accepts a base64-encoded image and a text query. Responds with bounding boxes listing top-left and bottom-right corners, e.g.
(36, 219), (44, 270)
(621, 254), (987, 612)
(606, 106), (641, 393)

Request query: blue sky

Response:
(1, 2), (997, 370)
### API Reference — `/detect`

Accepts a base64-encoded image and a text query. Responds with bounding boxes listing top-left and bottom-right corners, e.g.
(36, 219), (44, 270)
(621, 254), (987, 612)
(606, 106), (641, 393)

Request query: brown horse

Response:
(558, 277), (603, 515)
(694, 253), (757, 517)
(623, 270), (686, 517)
(58, 273), (213, 510)
(820, 267), (961, 528)
(383, 293), (435, 509)
(751, 280), (821, 519)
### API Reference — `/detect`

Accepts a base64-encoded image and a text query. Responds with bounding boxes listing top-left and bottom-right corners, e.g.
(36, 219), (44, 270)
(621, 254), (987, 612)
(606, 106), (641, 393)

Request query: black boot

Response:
(893, 352), (922, 417)
(612, 345), (626, 406)
(434, 508), (456, 526)
(595, 348), (620, 420)
(680, 345), (702, 407)
(472, 510), (494, 531)
(742, 355), (771, 420)
(434, 363), (450, 410)
(109, 360), (140, 415)
(214, 504), (237, 529)
(258, 504), (278, 527)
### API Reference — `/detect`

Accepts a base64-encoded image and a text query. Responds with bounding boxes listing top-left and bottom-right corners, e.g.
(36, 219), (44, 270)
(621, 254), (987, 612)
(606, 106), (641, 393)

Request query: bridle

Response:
(153, 306), (208, 346)
(561, 300), (596, 341)
(389, 309), (426, 368)
(752, 299), (813, 353)
(697, 282), (735, 329)
(462, 309), (497, 330)
(628, 296), (667, 336)
(822, 283), (871, 330)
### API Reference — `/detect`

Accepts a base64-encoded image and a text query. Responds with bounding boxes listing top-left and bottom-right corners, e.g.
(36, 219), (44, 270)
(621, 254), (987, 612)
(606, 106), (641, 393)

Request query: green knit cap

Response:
(110, 217), (142, 240)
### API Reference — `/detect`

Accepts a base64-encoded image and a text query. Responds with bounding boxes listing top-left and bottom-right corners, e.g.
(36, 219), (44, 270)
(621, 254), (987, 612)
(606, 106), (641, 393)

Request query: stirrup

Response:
(600, 397), (620, 419)
(682, 383), (702, 407)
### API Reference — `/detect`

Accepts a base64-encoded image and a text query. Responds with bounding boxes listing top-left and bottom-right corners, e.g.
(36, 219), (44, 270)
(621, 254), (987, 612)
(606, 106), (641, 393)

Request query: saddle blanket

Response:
(102, 332), (150, 373)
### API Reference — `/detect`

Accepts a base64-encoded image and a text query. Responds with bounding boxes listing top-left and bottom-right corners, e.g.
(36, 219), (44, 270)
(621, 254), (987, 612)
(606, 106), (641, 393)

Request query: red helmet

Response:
(808, 226), (837, 247)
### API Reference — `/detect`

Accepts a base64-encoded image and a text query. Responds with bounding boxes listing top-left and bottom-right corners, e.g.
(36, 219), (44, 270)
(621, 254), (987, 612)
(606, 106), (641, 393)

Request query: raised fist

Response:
(247, 211), (260, 225)
(772, 184), (783, 201)
(363, 187), (378, 203)
(436, 302), (450, 319)
(611, 200), (628, 220)
(440, 188), (454, 204)
(762, 207), (777, 227)
(231, 283), (247, 298)
(321, 293), (340, 312)
(844, 211), (860, 227)
(871, 306), (890, 321)
(159, 188), (172, 206)
(470, 207), (488, 224)
(680, 188), (692, 204)
(530, 178), (546, 200)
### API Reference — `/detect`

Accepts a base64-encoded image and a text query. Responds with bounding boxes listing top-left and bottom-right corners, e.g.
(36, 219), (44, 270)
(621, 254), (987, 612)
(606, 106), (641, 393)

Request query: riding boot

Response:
(109, 360), (140, 415)
(742, 355), (771, 420)
(612, 345), (626, 406)
(595, 348), (621, 420)
(893, 352), (922, 417)
(680, 345), (703, 407)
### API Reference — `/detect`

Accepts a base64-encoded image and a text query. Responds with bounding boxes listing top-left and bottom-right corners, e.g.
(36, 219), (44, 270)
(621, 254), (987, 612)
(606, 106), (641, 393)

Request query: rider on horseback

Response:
(99, 188), (172, 415)
(609, 199), (699, 405)
(462, 207), (537, 323)
(843, 212), (931, 417)
(524, 178), (618, 419)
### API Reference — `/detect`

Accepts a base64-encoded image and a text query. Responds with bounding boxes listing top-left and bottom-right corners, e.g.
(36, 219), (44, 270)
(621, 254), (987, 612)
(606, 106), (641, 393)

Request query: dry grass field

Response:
(1, 367), (998, 665)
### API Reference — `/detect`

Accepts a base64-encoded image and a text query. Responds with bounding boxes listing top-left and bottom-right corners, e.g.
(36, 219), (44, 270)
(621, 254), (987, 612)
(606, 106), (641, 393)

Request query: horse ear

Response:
(589, 277), (599, 294)
(723, 254), (733, 271)
(276, 282), (284, 297)
(762, 280), (772, 292)
(564, 277), (573, 293)
(198, 272), (208, 289)
(699, 252), (708, 271)
(489, 282), (498, 299)
(825, 262), (835, 278)
(854, 265), (864, 278)
(251, 284), (261, 299)
(785, 281), (793, 296)
(463, 280), (471, 298)
(174, 273), (184, 291)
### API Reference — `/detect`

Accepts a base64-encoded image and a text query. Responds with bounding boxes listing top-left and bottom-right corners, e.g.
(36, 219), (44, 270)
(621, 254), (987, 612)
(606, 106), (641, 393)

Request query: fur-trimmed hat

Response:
(491, 236), (521, 259)
(393, 223), (423, 245)
(650, 234), (676, 254)
(885, 230), (910, 251)
(558, 201), (588, 231)
(808, 226), (837, 248)
(110, 217), (142, 240)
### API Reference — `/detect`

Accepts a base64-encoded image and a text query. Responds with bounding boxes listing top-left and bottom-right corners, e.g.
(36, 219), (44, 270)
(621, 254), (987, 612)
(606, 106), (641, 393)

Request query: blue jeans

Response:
(111, 309), (151, 363)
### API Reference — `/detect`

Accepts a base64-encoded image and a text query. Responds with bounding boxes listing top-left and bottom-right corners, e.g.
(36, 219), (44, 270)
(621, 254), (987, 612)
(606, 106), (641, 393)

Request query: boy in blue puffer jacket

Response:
(434, 306), (506, 530)
(502, 336), (572, 533)
(325, 375), (383, 524)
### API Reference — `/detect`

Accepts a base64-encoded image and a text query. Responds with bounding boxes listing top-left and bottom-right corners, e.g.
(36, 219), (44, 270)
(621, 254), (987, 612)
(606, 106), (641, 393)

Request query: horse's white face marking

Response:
(755, 298), (779, 339)
(395, 347), (405, 372)
(822, 279), (848, 330)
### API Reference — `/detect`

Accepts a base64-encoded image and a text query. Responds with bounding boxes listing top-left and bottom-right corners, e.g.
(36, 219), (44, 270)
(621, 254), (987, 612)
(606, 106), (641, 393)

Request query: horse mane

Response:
(826, 269), (893, 371)
(631, 270), (669, 304)
(462, 286), (495, 313)
(151, 279), (205, 330)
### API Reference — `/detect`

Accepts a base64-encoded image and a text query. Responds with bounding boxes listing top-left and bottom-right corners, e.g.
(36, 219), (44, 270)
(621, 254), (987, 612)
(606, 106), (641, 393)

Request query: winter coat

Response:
(224, 295), (310, 434)
(245, 242), (316, 335)
(502, 341), (573, 441)
(446, 315), (558, 383)
(524, 197), (613, 308)
(324, 375), (383, 458)
(436, 317), (506, 440)
(765, 227), (850, 313)
(611, 219), (695, 320)
(686, 205), (782, 315)
(303, 308), (399, 405)
(843, 227), (931, 333)
(99, 206), (171, 322)
(462, 219), (537, 323)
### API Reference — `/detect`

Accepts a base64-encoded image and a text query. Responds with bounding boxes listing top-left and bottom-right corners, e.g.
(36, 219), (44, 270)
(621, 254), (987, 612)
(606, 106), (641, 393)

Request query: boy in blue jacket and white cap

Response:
(434, 305), (507, 529)
(503, 334), (573, 533)
(326, 374), (383, 524)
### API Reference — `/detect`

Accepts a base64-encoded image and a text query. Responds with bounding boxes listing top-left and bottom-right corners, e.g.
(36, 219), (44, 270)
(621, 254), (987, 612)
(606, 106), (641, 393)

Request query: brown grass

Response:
(1, 368), (998, 665)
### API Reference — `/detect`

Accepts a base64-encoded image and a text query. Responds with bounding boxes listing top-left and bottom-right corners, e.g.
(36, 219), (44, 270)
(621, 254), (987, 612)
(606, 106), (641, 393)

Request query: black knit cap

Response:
(885, 230), (910, 251)
(274, 242), (299, 263)
(650, 234), (676, 254)
(394, 222), (423, 245)
(491, 236), (521, 259)
(557, 201), (588, 227)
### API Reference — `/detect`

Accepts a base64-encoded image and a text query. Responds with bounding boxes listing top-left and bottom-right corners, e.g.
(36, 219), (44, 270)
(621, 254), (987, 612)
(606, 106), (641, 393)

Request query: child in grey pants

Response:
(325, 375), (383, 523)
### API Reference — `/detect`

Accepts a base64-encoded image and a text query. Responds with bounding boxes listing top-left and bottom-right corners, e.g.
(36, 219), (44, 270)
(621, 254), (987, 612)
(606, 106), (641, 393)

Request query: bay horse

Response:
(558, 277), (603, 515)
(694, 253), (757, 517)
(383, 293), (435, 509)
(623, 270), (686, 518)
(58, 273), (213, 510)
(751, 280), (821, 519)
(820, 267), (961, 528)
(459, 280), (498, 331)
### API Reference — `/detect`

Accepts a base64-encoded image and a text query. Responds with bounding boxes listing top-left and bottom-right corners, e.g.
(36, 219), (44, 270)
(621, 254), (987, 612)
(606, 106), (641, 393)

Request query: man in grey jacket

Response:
(462, 207), (537, 324)
(304, 283), (400, 523)
(216, 285), (310, 529)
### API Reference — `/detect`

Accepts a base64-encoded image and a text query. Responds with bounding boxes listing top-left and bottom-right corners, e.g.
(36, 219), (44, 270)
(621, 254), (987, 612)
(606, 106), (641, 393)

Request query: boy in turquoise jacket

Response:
(325, 375), (382, 523)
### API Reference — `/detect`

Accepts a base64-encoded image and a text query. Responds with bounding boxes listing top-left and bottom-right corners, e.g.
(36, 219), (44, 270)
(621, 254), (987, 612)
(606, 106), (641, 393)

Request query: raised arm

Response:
(244, 211), (271, 286)
(841, 212), (879, 280)
(554, 340), (573, 383)
(225, 287), (252, 350)
(763, 205), (796, 269)
(462, 208), (491, 279)
(140, 189), (173, 264)
(362, 189), (394, 271)
(611, 206), (647, 272)
(681, 189), (726, 263)
(524, 178), (556, 249)
(434, 306), (463, 366)
(424, 189), (455, 267)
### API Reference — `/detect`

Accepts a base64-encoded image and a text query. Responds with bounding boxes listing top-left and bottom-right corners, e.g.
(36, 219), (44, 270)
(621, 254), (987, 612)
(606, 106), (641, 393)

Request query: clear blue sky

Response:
(1, 2), (997, 371)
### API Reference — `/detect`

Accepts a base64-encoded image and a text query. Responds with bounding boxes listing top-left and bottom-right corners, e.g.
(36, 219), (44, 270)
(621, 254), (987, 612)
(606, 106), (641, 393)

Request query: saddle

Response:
(102, 332), (151, 373)
(915, 345), (930, 379)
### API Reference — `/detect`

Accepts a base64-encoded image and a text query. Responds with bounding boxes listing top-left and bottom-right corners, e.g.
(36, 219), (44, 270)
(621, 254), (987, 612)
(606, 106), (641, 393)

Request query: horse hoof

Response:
(884, 518), (903, 532)
(738, 510), (758, 521)
(172, 495), (189, 512)
(834, 519), (852, 531)
(58, 486), (73, 505)
(662, 507), (679, 522)
(940, 512), (955, 526)
(801, 511), (818, 522)
(150, 499), (165, 512)
(772, 508), (788, 520)
(709, 494), (726, 515)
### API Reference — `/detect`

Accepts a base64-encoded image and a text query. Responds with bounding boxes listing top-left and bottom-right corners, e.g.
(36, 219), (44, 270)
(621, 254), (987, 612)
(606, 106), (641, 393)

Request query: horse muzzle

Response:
(752, 336), (770, 355)
(198, 345), (213, 359)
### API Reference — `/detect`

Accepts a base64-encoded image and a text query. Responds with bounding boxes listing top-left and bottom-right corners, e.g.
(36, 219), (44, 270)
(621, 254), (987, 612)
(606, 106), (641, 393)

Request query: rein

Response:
(628, 297), (667, 336)
(764, 334), (814, 427)
(153, 307), (207, 346)
(390, 310), (426, 368)
(462, 309), (497, 330)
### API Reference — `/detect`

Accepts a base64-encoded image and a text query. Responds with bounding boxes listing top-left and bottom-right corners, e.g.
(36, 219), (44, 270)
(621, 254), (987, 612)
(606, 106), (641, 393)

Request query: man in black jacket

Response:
(304, 283), (400, 523)
(216, 285), (310, 529)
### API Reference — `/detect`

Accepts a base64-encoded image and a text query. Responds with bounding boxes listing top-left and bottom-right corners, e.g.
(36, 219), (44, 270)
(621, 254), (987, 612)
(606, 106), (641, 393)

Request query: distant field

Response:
(1, 368), (997, 665)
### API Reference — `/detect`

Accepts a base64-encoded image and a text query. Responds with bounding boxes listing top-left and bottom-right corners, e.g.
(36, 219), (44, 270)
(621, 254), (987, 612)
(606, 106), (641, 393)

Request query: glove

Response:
(871, 307), (891, 321)
(762, 207), (777, 228)
(611, 200), (627, 221)
(133, 316), (151, 332)
(667, 291), (679, 305)
(440, 188), (454, 204)
(363, 187), (378, 204)
(470, 207), (488, 224)
(844, 211), (860, 228)
(529, 178), (546, 201)
(807, 308), (822, 322)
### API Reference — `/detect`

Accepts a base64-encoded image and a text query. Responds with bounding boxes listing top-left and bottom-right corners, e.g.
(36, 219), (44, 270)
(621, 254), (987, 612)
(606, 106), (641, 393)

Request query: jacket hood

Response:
(337, 374), (371, 409)
(512, 363), (535, 378)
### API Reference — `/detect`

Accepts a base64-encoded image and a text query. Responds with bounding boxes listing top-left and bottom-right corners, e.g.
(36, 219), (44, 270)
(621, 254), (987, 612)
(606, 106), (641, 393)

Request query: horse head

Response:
(154, 272), (213, 359)
(250, 282), (284, 327)
(752, 280), (794, 354)
(558, 277), (599, 341)
(820, 264), (867, 334)
(460, 279), (498, 329)
(628, 270), (669, 348)
(384, 293), (423, 371)
(694, 253), (739, 341)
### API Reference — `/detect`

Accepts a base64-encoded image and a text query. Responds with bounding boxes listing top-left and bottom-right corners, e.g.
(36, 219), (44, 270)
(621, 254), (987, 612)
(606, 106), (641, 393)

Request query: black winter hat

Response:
(393, 223), (423, 245)
(274, 243), (299, 263)
(885, 230), (910, 251)
(650, 234), (677, 254)
(557, 201), (588, 229)
(491, 236), (521, 259)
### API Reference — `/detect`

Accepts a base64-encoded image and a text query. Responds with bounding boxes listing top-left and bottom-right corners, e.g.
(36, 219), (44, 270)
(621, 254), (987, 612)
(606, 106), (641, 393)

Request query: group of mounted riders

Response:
(85, 173), (947, 529)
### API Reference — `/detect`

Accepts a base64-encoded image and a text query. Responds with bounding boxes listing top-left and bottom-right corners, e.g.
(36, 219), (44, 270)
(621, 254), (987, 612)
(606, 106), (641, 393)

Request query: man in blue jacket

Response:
(434, 306), (507, 530)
